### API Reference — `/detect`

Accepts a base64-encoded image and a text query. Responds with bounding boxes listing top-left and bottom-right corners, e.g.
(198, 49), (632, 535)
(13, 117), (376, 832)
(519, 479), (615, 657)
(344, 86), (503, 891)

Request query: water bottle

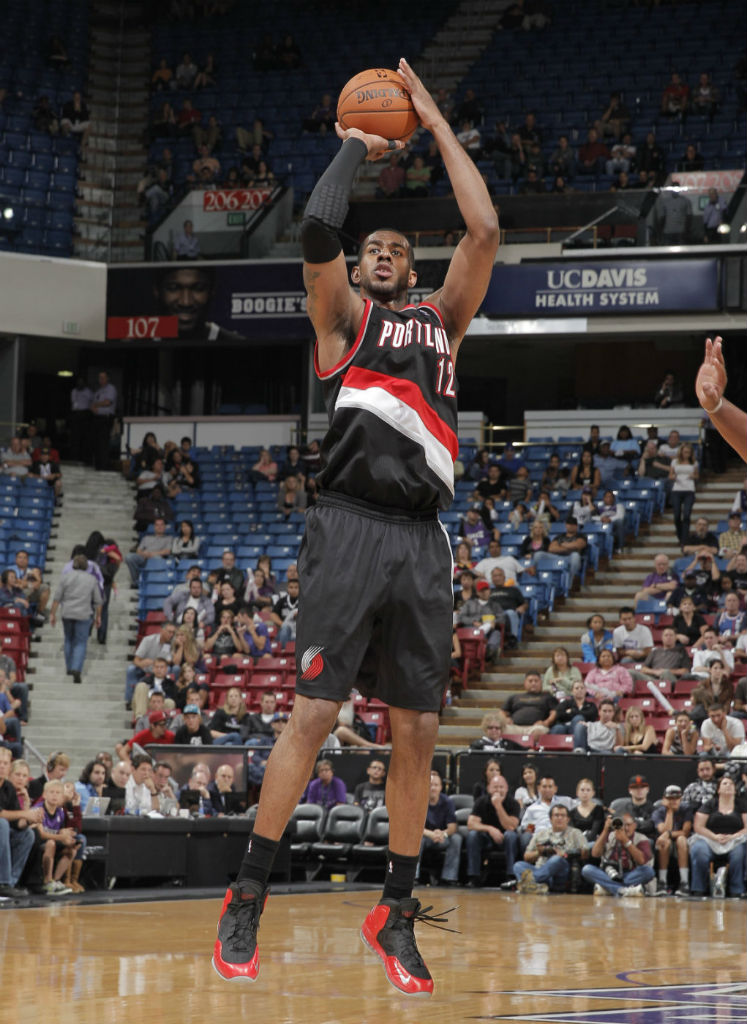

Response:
(198, 796), (205, 818)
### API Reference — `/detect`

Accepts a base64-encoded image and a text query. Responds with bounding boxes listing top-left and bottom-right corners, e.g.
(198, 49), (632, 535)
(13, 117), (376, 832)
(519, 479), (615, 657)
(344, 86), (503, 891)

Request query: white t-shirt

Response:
(612, 623), (654, 652)
(670, 460), (696, 492)
(700, 715), (745, 755)
(474, 554), (522, 583)
(691, 647), (735, 677)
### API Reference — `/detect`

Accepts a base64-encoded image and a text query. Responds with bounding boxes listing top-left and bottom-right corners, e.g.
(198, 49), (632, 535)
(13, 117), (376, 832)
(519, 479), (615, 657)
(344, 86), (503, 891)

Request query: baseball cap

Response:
(664, 785), (682, 798)
(183, 704), (200, 715)
(476, 580), (491, 592)
(148, 710), (166, 725)
(628, 774), (648, 787)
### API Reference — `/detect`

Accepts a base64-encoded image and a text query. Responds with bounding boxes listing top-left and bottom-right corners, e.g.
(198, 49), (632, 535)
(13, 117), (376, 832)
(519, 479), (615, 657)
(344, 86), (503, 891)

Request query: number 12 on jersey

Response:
(435, 357), (456, 397)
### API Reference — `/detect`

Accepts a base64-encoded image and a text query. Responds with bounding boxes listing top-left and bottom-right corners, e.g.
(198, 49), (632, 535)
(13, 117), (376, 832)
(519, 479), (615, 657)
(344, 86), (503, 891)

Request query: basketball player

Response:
(213, 57), (499, 997)
(695, 335), (747, 462)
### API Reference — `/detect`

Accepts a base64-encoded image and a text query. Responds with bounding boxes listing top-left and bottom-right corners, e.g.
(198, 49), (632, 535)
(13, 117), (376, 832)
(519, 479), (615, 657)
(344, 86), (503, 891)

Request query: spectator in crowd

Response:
(175, 52), (198, 89)
(488, 568), (527, 641)
(10, 548), (50, 619)
(466, 773), (520, 887)
(636, 130), (665, 186)
(74, 759), (108, 813)
(194, 52), (217, 90)
(376, 153), (405, 198)
(548, 516), (587, 582)
(34, 780), (78, 895)
(353, 760), (387, 812)
(173, 220), (201, 260)
(60, 91), (91, 153)
(670, 570), (710, 613)
(116, 709), (176, 762)
(677, 143), (704, 172)
(204, 609), (249, 659)
(574, 698), (623, 754)
(167, 575), (214, 631)
(125, 621), (176, 707)
(661, 72), (690, 118)
(513, 804), (586, 894)
(715, 591), (746, 638)
(208, 763), (244, 816)
(1, 436), (31, 478)
(682, 755), (718, 811)
(124, 754), (160, 814)
(209, 688), (249, 745)
(655, 184), (693, 244)
(518, 775), (568, 850)
(616, 706), (658, 754)
(277, 475), (306, 518)
(170, 519), (201, 561)
(28, 751), (69, 804)
(702, 188), (728, 243)
(691, 629), (734, 678)
(689, 775), (746, 898)
(605, 131), (636, 176)
(471, 760), (503, 802)
(174, 704), (213, 746)
(550, 680), (599, 747)
(49, 555), (102, 684)
(520, 520), (550, 566)
(405, 155), (432, 197)
(595, 489), (626, 552)
(613, 606), (653, 662)
(0, 746), (38, 897)
(512, 762), (539, 810)
(32, 94), (59, 134)
(474, 539), (522, 586)
(638, 439), (671, 480)
(124, 516), (172, 585)
(569, 778), (605, 841)
(457, 580), (507, 663)
(719, 512), (746, 559)
(177, 98), (201, 136)
(548, 135), (575, 179)
(572, 489), (596, 527)
(469, 711), (516, 752)
(597, 92), (631, 140)
(651, 782), (692, 897)
(672, 595), (707, 646)
(613, 775), (657, 839)
(691, 660), (734, 726)
(691, 72), (720, 118)
(699, 702), (745, 756)
(151, 56), (174, 91)
(662, 711), (699, 756)
(628, 627), (691, 686)
(581, 813), (655, 897)
(577, 128), (610, 175)
(504, 672), (557, 736)
(542, 647), (583, 698)
(415, 770), (462, 886)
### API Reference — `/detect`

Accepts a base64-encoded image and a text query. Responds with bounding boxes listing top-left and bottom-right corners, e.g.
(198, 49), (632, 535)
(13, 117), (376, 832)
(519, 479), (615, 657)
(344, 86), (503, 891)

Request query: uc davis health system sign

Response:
(484, 260), (718, 316)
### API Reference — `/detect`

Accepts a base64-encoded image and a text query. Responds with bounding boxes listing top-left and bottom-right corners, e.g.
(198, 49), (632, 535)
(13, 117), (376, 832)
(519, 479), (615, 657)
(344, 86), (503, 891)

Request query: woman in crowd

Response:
(673, 595), (708, 646)
(690, 659), (734, 726)
(543, 646), (583, 697)
(454, 540), (475, 578)
(244, 567), (274, 610)
(611, 425), (639, 465)
(531, 490), (561, 525)
(171, 519), (201, 560)
(550, 679), (599, 745)
(203, 608), (248, 659)
(210, 687), (249, 745)
(661, 711), (699, 756)
(580, 613), (614, 663)
(520, 520), (550, 566)
(669, 441), (699, 543)
(514, 762), (539, 810)
(129, 432), (162, 475)
(470, 449), (492, 481)
(584, 648), (633, 701)
(616, 705), (658, 753)
(454, 569), (476, 611)
(569, 777), (605, 841)
(471, 758), (503, 800)
(690, 775), (747, 897)
(173, 663), (197, 710)
(570, 450), (600, 496)
(213, 580), (243, 621)
(176, 617), (204, 661)
(251, 448), (277, 483)
(572, 488), (595, 525)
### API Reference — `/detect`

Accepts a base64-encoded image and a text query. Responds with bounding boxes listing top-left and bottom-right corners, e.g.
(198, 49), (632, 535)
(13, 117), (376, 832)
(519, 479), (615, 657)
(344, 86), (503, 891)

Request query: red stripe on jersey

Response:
(342, 365), (458, 460)
(399, 301), (446, 331)
(314, 299), (373, 380)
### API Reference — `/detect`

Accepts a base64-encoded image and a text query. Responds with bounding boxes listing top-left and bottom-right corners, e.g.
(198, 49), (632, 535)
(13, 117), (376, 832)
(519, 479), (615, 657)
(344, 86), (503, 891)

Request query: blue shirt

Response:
(424, 793), (457, 831)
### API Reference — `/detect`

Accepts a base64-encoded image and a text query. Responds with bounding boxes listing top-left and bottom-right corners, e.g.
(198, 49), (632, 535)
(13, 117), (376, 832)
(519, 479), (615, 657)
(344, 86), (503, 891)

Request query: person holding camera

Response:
(581, 812), (655, 897)
(513, 805), (586, 894)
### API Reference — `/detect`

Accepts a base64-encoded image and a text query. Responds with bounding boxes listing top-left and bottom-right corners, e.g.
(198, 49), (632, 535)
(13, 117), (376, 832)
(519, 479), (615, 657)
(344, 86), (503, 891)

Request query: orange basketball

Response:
(337, 68), (419, 142)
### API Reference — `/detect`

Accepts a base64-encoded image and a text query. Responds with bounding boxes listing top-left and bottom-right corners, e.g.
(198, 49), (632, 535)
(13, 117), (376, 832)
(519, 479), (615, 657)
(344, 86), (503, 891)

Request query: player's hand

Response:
(397, 57), (442, 132)
(334, 123), (402, 161)
(696, 336), (727, 414)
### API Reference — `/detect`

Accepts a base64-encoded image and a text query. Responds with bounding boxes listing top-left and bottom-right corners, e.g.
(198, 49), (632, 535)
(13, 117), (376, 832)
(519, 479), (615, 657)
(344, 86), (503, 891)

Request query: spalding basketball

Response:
(337, 68), (419, 142)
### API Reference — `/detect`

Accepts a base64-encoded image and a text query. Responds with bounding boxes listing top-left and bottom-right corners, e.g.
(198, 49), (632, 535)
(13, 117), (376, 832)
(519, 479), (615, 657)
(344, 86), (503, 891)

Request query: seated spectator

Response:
(550, 680), (599, 747)
(415, 770), (462, 886)
(577, 128), (609, 175)
(715, 591), (746, 638)
(174, 703), (213, 746)
(628, 627), (691, 687)
(132, 685), (173, 732)
(547, 516), (587, 582)
(719, 512), (747, 559)
(488, 567), (527, 641)
(581, 813), (655, 897)
(610, 606), (651, 663)
(682, 755), (717, 811)
(530, 490), (561, 527)
(457, 580), (507, 662)
(175, 52), (198, 90)
(691, 629), (735, 678)
(250, 448), (277, 484)
(569, 778), (605, 841)
(469, 711), (523, 752)
(60, 91), (91, 152)
(518, 166), (544, 194)
(209, 687), (249, 745)
(513, 762), (539, 809)
(1, 437), (31, 477)
(151, 56), (173, 91)
(170, 519), (201, 561)
(350, 759), (387, 811)
(74, 759), (108, 814)
(506, 465), (532, 505)
(503, 671), (557, 737)
(124, 516), (172, 586)
(244, 567), (274, 612)
(235, 606), (272, 660)
(682, 516), (719, 558)
(11, 548), (51, 621)
(115, 710), (175, 763)
(33, 780), (79, 895)
(173, 220), (201, 260)
(728, 552), (747, 601)
(638, 439), (671, 480)
(670, 571), (710, 614)
(302, 759), (347, 810)
(459, 504), (495, 551)
(213, 551), (244, 596)
(612, 774), (657, 839)
(0, 570), (37, 624)
(277, 474), (307, 518)
(633, 553), (679, 606)
(208, 763), (244, 816)
(203, 609), (249, 659)
(677, 143), (704, 172)
(662, 712), (699, 757)
(580, 613), (614, 663)
(473, 463), (504, 504)
(213, 579), (244, 622)
(584, 648), (633, 702)
(456, 119), (481, 159)
(616, 705), (658, 754)
(606, 131), (636, 176)
(672, 595), (707, 646)
(597, 91), (631, 140)
(689, 775), (746, 898)
(699, 702), (745, 757)
(271, 579), (300, 648)
(575, 698), (623, 753)
(178, 766), (214, 816)
(691, 660), (735, 726)
(474, 539), (522, 585)
(549, 135), (575, 179)
(594, 441), (620, 490)
(497, 444), (525, 480)
(543, 647), (583, 698)
(572, 489), (595, 526)
(595, 489), (626, 552)
(246, 712), (288, 786)
(518, 774), (568, 844)
(661, 72), (689, 117)
(194, 52), (217, 90)
(133, 484), (173, 532)
(691, 72), (720, 119)
(404, 155), (431, 196)
(466, 773), (520, 886)
(520, 520), (550, 566)
(513, 804), (586, 894)
(680, 552), (720, 605)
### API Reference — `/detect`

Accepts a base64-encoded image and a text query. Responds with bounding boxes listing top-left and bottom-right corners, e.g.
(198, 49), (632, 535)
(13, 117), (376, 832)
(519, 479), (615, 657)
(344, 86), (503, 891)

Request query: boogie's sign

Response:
(484, 259), (719, 315)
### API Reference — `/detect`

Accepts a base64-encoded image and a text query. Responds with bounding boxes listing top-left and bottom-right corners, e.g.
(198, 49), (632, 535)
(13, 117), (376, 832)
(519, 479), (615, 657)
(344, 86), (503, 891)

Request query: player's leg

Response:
(213, 694), (340, 983)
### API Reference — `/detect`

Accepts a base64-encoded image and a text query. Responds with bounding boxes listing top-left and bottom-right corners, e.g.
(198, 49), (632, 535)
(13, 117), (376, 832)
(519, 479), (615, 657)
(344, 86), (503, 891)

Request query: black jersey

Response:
(315, 299), (458, 511)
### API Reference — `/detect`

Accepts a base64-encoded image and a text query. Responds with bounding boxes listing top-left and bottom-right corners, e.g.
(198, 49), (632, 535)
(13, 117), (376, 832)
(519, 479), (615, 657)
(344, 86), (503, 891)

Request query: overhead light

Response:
(2, 207), (13, 220)
(57, 370), (74, 377)
(739, 223), (747, 235)
(716, 223), (730, 235)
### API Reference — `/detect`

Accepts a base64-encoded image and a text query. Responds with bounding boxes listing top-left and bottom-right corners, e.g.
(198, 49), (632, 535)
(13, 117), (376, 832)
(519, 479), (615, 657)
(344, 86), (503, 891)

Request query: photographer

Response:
(512, 805), (586, 894)
(581, 812), (655, 897)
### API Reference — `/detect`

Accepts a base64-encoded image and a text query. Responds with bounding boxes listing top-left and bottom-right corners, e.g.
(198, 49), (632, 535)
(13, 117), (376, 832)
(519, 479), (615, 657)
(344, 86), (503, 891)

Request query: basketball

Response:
(337, 68), (419, 142)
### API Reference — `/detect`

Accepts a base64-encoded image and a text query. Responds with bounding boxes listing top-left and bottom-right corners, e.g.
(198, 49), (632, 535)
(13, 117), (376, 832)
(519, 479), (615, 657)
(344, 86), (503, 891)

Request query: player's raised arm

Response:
(696, 336), (747, 461)
(301, 127), (402, 373)
(397, 58), (499, 358)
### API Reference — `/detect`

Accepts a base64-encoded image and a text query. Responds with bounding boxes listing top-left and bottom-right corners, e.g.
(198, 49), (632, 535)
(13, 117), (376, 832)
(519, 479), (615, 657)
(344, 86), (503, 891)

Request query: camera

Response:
(611, 816), (624, 830)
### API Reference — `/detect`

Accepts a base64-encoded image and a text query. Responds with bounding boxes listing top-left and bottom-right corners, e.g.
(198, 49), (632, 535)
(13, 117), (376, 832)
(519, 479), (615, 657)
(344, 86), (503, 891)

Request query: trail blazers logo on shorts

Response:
(300, 645), (325, 680)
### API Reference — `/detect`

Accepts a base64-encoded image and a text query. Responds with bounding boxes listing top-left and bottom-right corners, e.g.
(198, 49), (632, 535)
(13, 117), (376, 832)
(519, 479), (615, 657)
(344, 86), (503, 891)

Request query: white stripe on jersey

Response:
(335, 384), (455, 495)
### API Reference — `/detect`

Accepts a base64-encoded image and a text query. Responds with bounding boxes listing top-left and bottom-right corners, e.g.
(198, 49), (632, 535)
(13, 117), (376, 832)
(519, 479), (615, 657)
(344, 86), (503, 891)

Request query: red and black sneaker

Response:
(361, 897), (447, 997)
(212, 882), (269, 983)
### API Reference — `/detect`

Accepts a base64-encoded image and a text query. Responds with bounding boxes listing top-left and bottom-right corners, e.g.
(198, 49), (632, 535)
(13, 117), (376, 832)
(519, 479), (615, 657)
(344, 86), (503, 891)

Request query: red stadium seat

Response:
(356, 709), (391, 744)
(574, 662), (596, 677)
(457, 626), (488, 686)
(673, 677), (701, 695)
(668, 697), (693, 712)
(633, 677), (672, 696)
(534, 734), (574, 752)
(502, 733), (534, 748)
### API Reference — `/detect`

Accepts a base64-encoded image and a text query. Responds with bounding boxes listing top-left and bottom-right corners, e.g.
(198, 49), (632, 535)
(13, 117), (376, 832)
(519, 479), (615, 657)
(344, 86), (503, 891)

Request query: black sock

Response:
(237, 832), (279, 890)
(381, 851), (419, 903)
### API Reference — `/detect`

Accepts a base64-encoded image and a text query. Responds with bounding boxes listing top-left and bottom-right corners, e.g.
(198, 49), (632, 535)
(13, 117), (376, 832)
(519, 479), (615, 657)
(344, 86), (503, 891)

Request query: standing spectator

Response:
(90, 371), (117, 470)
(654, 185), (692, 244)
(661, 72), (690, 118)
(702, 188), (728, 243)
(581, 813), (655, 897)
(49, 555), (102, 683)
(303, 759), (347, 810)
(416, 770), (462, 886)
(60, 91), (91, 153)
(669, 443), (699, 544)
(173, 219), (200, 260)
(69, 376), (93, 462)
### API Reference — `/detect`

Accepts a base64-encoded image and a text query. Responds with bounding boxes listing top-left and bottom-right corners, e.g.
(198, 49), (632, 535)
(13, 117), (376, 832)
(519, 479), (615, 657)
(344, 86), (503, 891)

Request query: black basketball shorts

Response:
(294, 492), (453, 713)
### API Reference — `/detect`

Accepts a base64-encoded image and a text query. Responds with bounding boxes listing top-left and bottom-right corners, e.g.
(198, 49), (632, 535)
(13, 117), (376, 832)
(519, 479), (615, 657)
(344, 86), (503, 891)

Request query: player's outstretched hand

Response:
(397, 57), (444, 132)
(695, 335), (727, 414)
(334, 122), (403, 161)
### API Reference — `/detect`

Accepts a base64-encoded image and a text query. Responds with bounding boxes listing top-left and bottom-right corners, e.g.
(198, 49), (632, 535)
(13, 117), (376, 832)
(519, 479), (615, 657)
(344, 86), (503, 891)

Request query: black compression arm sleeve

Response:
(301, 137), (367, 263)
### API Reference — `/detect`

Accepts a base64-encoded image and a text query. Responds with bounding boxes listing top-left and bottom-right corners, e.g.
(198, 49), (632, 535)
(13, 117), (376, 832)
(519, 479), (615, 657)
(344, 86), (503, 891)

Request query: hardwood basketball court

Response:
(1, 887), (744, 1023)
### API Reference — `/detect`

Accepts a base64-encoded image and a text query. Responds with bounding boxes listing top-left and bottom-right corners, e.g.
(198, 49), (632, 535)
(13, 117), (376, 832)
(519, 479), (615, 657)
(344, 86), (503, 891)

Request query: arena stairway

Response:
(437, 462), (745, 748)
(22, 465), (138, 777)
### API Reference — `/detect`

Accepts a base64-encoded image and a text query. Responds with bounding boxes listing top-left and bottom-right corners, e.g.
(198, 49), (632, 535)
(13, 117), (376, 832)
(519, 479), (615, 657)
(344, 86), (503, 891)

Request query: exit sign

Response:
(227, 212), (246, 226)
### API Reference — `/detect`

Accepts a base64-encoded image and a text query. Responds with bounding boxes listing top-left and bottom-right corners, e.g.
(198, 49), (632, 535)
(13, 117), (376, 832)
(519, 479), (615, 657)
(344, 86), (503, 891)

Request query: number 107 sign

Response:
(202, 188), (272, 212)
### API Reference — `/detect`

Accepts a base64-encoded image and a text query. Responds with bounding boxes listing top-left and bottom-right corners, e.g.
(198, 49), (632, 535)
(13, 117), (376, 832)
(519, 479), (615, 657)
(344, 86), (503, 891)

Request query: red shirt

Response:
(127, 728), (175, 750)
